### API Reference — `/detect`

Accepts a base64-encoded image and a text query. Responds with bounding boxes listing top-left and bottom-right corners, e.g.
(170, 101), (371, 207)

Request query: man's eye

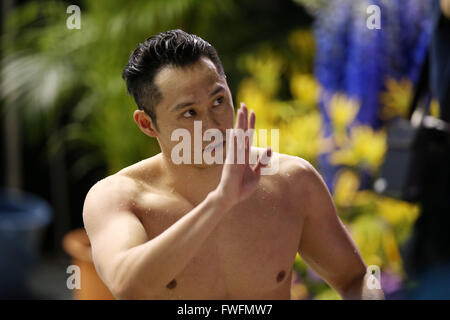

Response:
(213, 96), (224, 107)
(183, 109), (196, 118)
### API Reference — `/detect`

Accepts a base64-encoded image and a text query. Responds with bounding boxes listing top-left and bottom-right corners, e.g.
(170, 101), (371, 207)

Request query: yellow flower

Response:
(351, 126), (387, 171)
(365, 254), (384, 267)
(279, 112), (322, 161)
(313, 287), (342, 300)
(290, 73), (320, 105)
(289, 29), (315, 55)
(430, 99), (441, 119)
(329, 93), (360, 133)
(349, 215), (386, 267)
(349, 213), (404, 272)
(376, 196), (420, 246)
(376, 196), (420, 226)
(353, 190), (378, 208)
(241, 48), (284, 96)
(330, 126), (387, 172)
(379, 77), (413, 120)
(329, 148), (358, 167)
(382, 231), (402, 272)
(237, 78), (275, 127)
(333, 169), (360, 208)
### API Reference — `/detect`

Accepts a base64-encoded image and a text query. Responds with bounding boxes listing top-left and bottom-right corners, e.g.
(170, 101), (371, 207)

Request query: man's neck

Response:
(159, 151), (224, 201)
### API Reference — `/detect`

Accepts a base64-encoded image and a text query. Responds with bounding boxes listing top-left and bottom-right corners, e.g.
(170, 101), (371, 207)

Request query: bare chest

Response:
(135, 188), (304, 299)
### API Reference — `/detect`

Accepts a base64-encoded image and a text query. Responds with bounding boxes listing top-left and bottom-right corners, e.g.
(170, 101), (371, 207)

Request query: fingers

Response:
(239, 102), (256, 165)
(225, 128), (238, 165)
(248, 109), (256, 161)
(232, 108), (244, 164)
(240, 102), (255, 131)
(240, 102), (248, 131)
(236, 105), (245, 130)
(253, 147), (272, 173)
(232, 102), (262, 167)
(249, 109), (255, 131)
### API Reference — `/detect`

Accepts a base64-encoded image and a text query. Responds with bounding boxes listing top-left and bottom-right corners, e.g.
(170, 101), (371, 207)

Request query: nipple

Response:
(276, 270), (286, 282)
(166, 278), (177, 289)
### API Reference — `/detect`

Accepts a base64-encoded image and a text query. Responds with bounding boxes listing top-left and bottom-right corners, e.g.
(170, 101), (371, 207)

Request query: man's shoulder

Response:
(84, 155), (163, 212)
(115, 153), (163, 183)
(259, 148), (314, 181)
(266, 151), (326, 201)
(256, 151), (318, 219)
(275, 152), (331, 205)
(83, 174), (142, 215)
(89, 174), (140, 196)
(251, 147), (315, 194)
(277, 152), (313, 174)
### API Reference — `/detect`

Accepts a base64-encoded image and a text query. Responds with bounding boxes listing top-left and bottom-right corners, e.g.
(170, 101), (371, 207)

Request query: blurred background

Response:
(1, 0), (448, 300)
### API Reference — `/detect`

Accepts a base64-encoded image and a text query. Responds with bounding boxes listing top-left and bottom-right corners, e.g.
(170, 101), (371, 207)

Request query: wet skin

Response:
(83, 57), (380, 300)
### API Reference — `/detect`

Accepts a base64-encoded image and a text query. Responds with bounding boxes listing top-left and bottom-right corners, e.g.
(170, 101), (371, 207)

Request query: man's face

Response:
(152, 56), (234, 167)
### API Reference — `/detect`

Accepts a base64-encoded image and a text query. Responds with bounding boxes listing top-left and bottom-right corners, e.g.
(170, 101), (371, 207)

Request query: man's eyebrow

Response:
(209, 85), (224, 97)
(170, 101), (195, 112)
(170, 85), (225, 112)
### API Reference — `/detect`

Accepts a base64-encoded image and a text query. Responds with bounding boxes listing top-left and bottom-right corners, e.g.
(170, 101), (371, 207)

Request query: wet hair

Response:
(122, 29), (225, 131)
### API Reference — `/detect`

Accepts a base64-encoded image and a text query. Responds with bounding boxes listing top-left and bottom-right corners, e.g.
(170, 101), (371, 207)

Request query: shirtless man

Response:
(82, 29), (385, 300)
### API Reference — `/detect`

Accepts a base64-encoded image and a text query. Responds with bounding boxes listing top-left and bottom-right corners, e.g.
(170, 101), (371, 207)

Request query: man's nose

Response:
(201, 111), (220, 131)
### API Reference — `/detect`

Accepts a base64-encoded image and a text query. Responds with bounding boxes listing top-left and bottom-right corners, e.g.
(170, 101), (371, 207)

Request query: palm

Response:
(239, 163), (262, 199)
(218, 103), (271, 205)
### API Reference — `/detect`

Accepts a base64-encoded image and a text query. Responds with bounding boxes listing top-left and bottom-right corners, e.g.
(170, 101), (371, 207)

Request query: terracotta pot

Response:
(62, 228), (115, 300)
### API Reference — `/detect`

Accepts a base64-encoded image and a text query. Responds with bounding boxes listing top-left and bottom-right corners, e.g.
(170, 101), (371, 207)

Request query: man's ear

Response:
(133, 109), (158, 138)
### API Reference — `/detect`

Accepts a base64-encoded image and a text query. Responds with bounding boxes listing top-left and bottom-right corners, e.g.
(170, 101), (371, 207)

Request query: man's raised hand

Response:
(216, 102), (272, 208)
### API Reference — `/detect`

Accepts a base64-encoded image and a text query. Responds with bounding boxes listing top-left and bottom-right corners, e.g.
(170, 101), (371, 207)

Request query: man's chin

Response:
(190, 161), (224, 169)
(171, 154), (226, 168)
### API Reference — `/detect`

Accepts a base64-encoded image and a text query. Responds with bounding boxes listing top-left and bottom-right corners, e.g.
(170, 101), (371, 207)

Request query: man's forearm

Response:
(113, 190), (232, 299)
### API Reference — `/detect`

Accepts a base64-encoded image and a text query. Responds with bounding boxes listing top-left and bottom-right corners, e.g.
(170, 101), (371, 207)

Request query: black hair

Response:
(122, 29), (225, 131)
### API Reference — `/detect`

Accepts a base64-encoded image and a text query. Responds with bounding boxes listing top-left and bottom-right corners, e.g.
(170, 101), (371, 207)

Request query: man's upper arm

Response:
(295, 160), (367, 295)
(82, 175), (149, 292)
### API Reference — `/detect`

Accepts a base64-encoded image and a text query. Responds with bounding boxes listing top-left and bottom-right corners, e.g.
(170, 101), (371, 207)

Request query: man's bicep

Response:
(297, 163), (366, 294)
(82, 179), (149, 286)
